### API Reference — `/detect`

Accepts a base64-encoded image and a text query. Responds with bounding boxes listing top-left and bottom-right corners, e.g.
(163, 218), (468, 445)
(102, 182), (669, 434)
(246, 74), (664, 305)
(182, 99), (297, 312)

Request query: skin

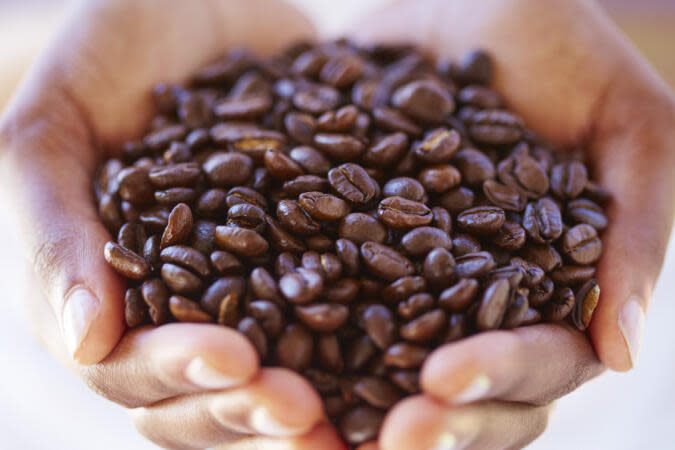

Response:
(0, 0), (673, 448)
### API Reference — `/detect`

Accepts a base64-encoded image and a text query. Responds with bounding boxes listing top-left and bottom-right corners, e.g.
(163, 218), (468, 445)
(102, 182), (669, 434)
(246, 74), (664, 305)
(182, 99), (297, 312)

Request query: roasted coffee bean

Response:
(125, 288), (148, 327)
(439, 186), (475, 213)
(284, 112), (316, 145)
(457, 206), (505, 234)
(117, 167), (155, 206)
(448, 49), (493, 85)
(316, 105), (359, 133)
(489, 264), (524, 288)
(353, 376), (403, 409)
(361, 241), (415, 281)
(522, 198), (563, 243)
(338, 213), (387, 245)
(443, 313), (468, 342)
(457, 85), (502, 108)
(276, 324), (314, 371)
(313, 133), (365, 161)
(289, 145), (332, 175)
(497, 152), (549, 198)
(104, 242), (150, 280)
(469, 109), (523, 145)
(511, 257), (545, 288)
(544, 287), (576, 321)
(372, 106), (422, 135)
(265, 215), (306, 254)
(318, 334), (344, 373)
(377, 196), (432, 229)
(306, 233), (334, 252)
(492, 220), (527, 251)
(248, 267), (282, 305)
(160, 245), (210, 277)
(328, 163), (380, 206)
(562, 224), (603, 265)
(99, 194), (124, 231)
(169, 296), (213, 323)
(382, 177), (427, 203)
(551, 161), (588, 199)
(298, 191), (350, 221)
(117, 222), (146, 254)
(362, 133), (409, 167)
(501, 291), (530, 329)
(529, 276), (555, 307)
(439, 278), (479, 312)
(321, 53), (364, 87)
(549, 265), (596, 286)
(142, 278), (170, 325)
(340, 406), (385, 445)
(572, 279), (600, 331)
(225, 186), (268, 211)
(214, 225), (268, 257)
(414, 128), (461, 164)
(455, 251), (496, 278)
(520, 244), (562, 272)
(401, 227), (452, 257)
(335, 239), (361, 276)
(275, 252), (299, 278)
(295, 303), (350, 332)
(381, 276), (427, 304)
(210, 250), (243, 275)
(143, 234), (161, 271)
(400, 309), (447, 343)
(567, 198), (608, 230)
(383, 342), (429, 369)
(188, 220), (217, 255)
(195, 189), (228, 218)
(293, 84), (341, 114)
(226, 203), (266, 233)
(279, 268), (324, 304)
(392, 80), (454, 123)
(148, 163), (201, 189)
(345, 335), (377, 371)
(196, 276), (246, 318)
(361, 304), (397, 350)
(452, 233), (482, 256)
(323, 278), (361, 303)
(476, 278), (511, 330)
(160, 263), (203, 294)
(418, 164), (461, 193)
(154, 187), (198, 205)
(263, 148), (304, 181)
(483, 179), (526, 211)
(431, 206), (453, 235)
(583, 180), (612, 204)
(282, 175), (329, 197)
(276, 200), (321, 235)
(397, 293), (435, 320)
(202, 152), (253, 187)
(453, 148), (496, 185)
(238, 317), (268, 359)
(159, 203), (193, 249)
(389, 370), (419, 394)
(423, 248), (456, 288)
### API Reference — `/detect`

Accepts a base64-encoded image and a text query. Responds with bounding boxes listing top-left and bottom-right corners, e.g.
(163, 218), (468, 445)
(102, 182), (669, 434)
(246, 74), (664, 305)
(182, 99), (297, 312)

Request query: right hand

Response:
(0, 1), (342, 448)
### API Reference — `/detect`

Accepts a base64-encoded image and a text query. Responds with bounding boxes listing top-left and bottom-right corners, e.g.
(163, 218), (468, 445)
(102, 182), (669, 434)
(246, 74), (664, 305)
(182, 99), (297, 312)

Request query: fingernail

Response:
(432, 431), (458, 450)
(250, 406), (308, 437)
(185, 356), (241, 390)
(62, 287), (100, 360)
(618, 297), (645, 368)
(452, 374), (491, 404)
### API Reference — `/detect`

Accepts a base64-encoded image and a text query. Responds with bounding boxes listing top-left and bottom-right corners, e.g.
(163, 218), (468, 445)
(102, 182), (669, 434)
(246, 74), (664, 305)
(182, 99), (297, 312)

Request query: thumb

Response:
(0, 89), (125, 365)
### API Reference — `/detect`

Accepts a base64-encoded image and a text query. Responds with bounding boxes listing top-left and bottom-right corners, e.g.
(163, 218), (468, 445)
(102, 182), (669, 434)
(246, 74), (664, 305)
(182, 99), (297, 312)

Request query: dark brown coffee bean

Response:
(125, 288), (148, 327)
(210, 251), (243, 275)
(401, 227), (453, 257)
(328, 163), (380, 206)
(338, 213), (387, 245)
(275, 324), (314, 371)
(279, 268), (324, 304)
(520, 244), (563, 272)
(362, 132), (409, 167)
(304, 368), (340, 394)
(154, 187), (198, 206)
(148, 163), (201, 189)
(383, 342), (429, 369)
(340, 406), (385, 446)
(321, 53), (364, 87)
(210, 122), (286, 145)
(551, 161), (588, 199)
(457, 206), (505, 234)
(418, 164), (461, 193)
(414, 128), (461, 164)
(185, 128), (210, 149)
(382, 177), (427, 203)
(544, 287), (576, 321)
(282, 175), (329, 197)
(372, 106), (422, 135)
(187, 220), (216, 255)
(457, 85), (502, 108)
(197, 276), (245, 318)
(298, 191), (350, 221)
(452, 233), (482, 256)
(483, 179), (526, 211)
(117, 167), (154, 205)
(276, 200), (321, 236)
(275, 252), (299, 278)
(142, 234), (161, 271)
(397, 293), (434, 320)
(263, 148), (304, 181)
(317, 105), (359, 133)
(431, 207), (453, 235)
(160, 245), (210, 277)
(567, 198), (607, 230)
(160, 263), (203, 295)
(423, 248), (457, 289)
(247, 267), (281, 306)
(492, 220), (526, 251)
(313, 133), (365, 161)
(143, 123), (187, 150)
(497, 152), (549, 199)
(361, 241), (415, 281)
(202, 152), (253, 187)
(377, 196), (432, 229)
(293, 84), (341, 114)
(453, 148), (496, 185)
(141, 278), (170, 325)
(456, 251), (496, 278)
(361, 304), (397, 350)
(231, 137), (283, 163)
(562, 224), (602, 265)
(572, 279), (600, 331)
(195, 189), (228, 218)
(104, 242), (150, 280)
(169, 295), (212, 323)
(117, 222), (146, 254)
(529, 276), (554, 306)
(392, 80), (454, 123)
(289, 146), (331, 175)
(389, 370), (419, 394)
(213, 94), (271, 120)
(510, 257), (545, 288)
(501, 291), (530, 329)
(295, 303), (350, 332)
(265, 215), (306, 254)
(98, 194), (123, 232)
(284, 112), (316, 145)
(226, 203), (266, 233)
(346, 335), (377, 371)
(238, 317), (268, 359)
(226, 186), (268, 211)
(214, 225), (268, 257)
(488, 263), (524, 289)
(381, 276), (427, 304)
(522, 198), (563, 244)
(318, 334), (344, 373)
(307, 253), (343, 283)
(401, 309), (447, 343)
(583, 180), (612, 204)
(323, 278), (360, 304)
(353, 377), (403, 409)
(438, 278), (479, 312)
(291, 49), (327, 76)
(476, 278), (511, 330)
(439, 186), (475, 213)
(469, 109), (523, 145)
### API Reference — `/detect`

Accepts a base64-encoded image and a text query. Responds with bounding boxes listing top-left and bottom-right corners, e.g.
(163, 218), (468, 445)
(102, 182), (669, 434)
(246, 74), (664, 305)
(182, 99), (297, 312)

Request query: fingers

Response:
(79, 323), (258, 407)
(219, 424), (345, 450)
(420, 324), (603, 406)
(129, 368), (326, 449)
(379, 396), (551, 450)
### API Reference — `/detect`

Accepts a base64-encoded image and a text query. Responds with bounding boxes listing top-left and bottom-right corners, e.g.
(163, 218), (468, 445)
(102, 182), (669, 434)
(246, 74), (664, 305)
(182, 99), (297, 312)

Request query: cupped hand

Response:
(348, 0), (675, 448)
(0, 0), (343, 448)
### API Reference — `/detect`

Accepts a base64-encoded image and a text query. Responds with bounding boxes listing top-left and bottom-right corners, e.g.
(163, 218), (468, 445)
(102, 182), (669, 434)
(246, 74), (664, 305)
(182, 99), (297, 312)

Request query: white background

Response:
(1, 1), (674, 449)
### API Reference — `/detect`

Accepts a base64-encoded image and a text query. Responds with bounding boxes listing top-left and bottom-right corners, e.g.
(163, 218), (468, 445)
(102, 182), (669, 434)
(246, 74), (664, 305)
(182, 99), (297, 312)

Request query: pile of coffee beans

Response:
(97, 40), (608, 445)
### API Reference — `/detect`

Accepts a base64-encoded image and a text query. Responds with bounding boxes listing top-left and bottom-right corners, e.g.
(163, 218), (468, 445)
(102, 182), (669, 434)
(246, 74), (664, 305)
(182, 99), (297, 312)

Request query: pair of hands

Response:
(1, 0), (674, 448)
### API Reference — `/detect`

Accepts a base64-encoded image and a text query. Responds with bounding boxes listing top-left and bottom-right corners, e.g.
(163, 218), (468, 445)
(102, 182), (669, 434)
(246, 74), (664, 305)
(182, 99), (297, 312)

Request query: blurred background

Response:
(0, 0), (674, 449)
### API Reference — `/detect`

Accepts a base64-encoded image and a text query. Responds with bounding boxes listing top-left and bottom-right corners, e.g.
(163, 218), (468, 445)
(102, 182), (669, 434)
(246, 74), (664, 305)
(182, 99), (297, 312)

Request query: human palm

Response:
(1, 0), (674, 449)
